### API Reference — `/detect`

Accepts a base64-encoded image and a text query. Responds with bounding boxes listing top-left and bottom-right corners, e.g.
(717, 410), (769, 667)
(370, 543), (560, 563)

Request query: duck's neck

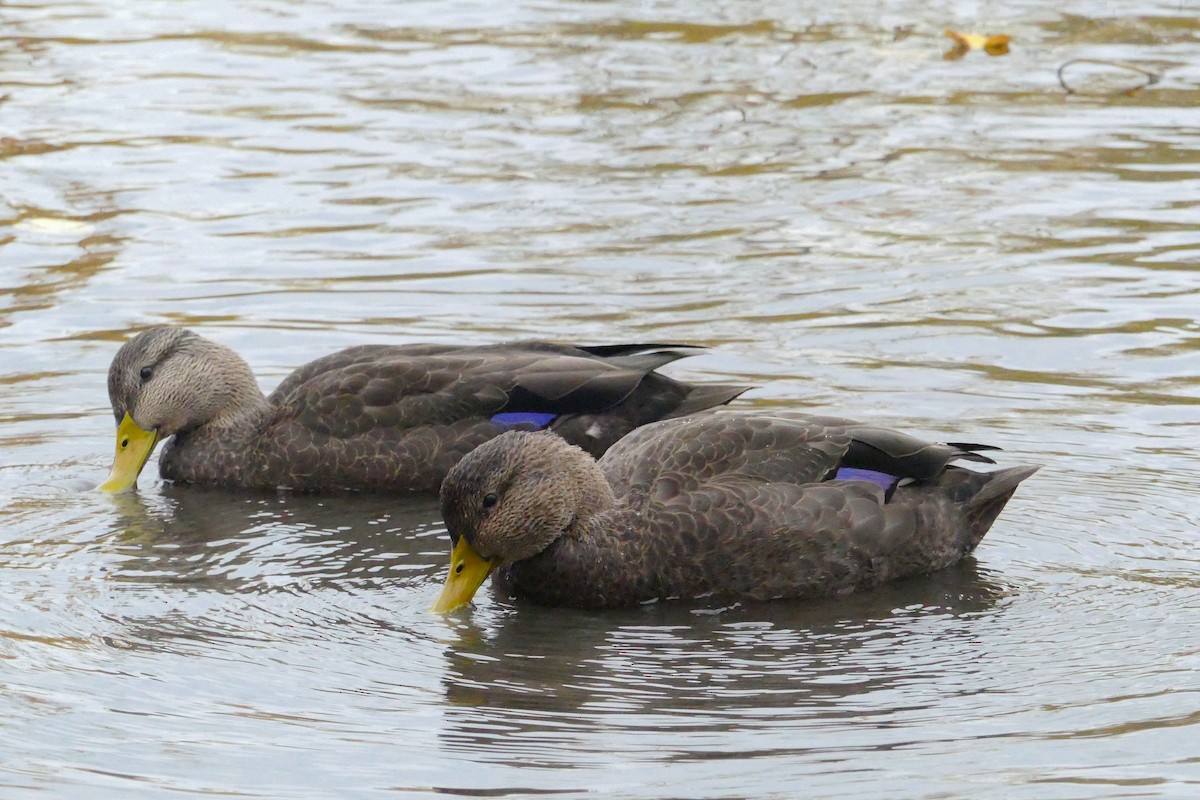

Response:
(161, 393), (273, 486)
(204, 392), (273, 438)
(562, 456), (618, 540)
(171, 361), (273, 455)
(187, 339), (274, 441)
(501, 501), (641, 608)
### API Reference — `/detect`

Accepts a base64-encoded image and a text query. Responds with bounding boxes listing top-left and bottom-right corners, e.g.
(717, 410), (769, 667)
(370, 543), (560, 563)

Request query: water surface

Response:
(2, 1), (1199, 797)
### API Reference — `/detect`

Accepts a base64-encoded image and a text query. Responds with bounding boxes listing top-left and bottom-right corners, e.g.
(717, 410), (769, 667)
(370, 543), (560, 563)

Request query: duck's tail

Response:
(668, 383), (752, 417)
(582, 344), (751, 417)
(963, 464), (1041, 552)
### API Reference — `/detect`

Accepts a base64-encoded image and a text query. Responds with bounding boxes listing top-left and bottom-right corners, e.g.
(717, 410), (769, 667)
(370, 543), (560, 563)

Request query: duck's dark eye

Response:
(139, 366), (154, 382)
(482, 493), (498, 509)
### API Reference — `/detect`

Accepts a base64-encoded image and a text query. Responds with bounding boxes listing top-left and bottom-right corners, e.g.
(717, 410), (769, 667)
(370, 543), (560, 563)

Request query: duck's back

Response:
(538, 413), (1037, 605)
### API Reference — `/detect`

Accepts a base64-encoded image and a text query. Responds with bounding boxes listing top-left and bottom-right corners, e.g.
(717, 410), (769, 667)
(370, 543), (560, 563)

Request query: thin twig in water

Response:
(1057, 58), (1161, 95)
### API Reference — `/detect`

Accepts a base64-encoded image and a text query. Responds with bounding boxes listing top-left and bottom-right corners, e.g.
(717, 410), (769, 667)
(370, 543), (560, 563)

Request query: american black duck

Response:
(432, 412), (1038, 610)
(99, 326), (747, 493)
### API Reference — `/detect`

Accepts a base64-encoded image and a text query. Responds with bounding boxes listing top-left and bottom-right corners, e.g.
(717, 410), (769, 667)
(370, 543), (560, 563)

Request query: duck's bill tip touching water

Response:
(97, 413), (159, 493)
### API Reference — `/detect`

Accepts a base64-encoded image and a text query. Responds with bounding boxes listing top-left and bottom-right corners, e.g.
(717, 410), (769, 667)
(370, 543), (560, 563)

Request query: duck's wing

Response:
(266, 343), (746, 443)
(603, 412), (1007, 505)
(268, 343), (460, 403)
(837, 424), (999, 479)
(598, 412), (1037, 602)
(600, 413), (856, 511)
(471, 342), (748, 454)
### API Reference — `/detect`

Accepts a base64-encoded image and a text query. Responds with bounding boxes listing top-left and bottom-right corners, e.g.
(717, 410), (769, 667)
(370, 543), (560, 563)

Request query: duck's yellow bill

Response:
(431, 536), (495, 613)
(97, 412), (160, 493)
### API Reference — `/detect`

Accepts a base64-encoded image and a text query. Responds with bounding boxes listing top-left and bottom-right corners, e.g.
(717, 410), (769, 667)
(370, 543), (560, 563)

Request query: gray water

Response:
(2, 1), (1199, 797)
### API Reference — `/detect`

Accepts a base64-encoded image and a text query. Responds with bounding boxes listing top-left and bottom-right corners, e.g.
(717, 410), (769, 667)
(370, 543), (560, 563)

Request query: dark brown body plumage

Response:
(439, 413), (1039, 608)
(107, 327), (748, 493)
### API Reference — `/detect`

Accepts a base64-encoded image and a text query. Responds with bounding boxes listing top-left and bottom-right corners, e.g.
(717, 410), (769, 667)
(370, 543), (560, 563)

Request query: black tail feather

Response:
(945, 441), (1001, 465)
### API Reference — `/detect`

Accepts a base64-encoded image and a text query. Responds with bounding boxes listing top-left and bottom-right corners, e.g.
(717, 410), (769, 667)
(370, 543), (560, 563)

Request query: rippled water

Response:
(2, 1), (1199, 797)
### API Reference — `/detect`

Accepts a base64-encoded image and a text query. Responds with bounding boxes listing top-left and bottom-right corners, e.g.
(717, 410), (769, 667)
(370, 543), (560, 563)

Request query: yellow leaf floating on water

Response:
(944, 30), (1011, 60)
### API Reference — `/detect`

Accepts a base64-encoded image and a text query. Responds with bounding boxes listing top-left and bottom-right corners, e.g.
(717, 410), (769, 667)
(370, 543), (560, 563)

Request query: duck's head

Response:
(431, 431), (612, 612)
(98, 326), (259, 493)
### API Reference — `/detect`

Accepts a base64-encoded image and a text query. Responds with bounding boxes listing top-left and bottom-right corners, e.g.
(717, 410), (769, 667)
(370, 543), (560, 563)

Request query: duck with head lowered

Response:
(432, 412), (1038, 610)
(98, 326), (748, 494)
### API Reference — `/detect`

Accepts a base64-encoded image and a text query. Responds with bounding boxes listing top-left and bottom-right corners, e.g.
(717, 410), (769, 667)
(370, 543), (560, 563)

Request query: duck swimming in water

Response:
(432, 412), (1038, 610)
(99, 326), (747, 493)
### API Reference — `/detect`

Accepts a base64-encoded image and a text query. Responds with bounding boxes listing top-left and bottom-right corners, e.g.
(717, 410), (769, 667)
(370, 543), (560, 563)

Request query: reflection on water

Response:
(107, 487), (439, 591)
(440, 562), (1011, 766)
(1, 0), (1199, 797)
(98, 487), (446, 653)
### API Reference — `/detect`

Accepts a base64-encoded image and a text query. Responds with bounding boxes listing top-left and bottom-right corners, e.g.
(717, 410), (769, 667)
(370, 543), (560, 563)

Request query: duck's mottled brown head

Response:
(441, 431), (583, 563)
(99, 326), (265, 493)
(432, 431), (613, 612)
(108, 327), (198, 430)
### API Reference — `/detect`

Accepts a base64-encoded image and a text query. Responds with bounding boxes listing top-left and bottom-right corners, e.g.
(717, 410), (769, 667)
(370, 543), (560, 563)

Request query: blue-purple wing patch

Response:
(832, 467), (901, 497)
(491, 412), (559, 430)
